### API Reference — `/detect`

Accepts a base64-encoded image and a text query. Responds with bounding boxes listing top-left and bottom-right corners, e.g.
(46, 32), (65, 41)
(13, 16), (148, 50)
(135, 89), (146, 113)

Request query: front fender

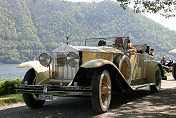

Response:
(17, 61), (49, 85)
(17, 61), (48, 73)
(80, 59), (133, 90)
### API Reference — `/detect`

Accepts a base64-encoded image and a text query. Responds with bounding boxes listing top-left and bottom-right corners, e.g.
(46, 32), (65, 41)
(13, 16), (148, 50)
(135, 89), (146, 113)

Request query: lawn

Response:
(0, 93), (23, 105)
(165, 72), (172, 76)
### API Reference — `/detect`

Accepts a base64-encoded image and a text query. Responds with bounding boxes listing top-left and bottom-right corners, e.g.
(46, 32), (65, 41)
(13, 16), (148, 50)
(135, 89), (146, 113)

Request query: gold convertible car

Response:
(15, 37), (165, 113)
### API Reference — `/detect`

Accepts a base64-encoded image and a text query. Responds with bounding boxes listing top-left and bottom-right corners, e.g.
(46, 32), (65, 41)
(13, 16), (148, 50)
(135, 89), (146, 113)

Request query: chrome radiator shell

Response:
(52, 45), (79, 81)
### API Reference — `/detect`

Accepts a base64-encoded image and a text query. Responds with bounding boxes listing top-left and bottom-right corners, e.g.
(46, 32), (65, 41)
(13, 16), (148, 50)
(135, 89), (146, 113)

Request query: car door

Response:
(130, 53), (145, 85)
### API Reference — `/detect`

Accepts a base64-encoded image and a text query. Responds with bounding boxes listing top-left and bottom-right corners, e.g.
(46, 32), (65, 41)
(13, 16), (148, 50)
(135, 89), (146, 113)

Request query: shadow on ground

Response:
(0, 88), (176, 118)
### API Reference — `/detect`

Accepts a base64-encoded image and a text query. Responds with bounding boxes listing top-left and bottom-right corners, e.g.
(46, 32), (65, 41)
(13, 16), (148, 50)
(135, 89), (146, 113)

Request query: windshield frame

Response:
(84, 37), (129, 51)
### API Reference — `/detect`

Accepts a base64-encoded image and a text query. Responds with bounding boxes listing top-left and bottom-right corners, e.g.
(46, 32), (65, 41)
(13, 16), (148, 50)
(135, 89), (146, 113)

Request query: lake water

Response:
(0, 64), (30, 81)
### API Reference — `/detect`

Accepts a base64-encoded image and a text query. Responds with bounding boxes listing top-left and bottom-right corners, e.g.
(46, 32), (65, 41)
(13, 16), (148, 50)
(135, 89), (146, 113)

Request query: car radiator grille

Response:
(52, 52), (79, 81)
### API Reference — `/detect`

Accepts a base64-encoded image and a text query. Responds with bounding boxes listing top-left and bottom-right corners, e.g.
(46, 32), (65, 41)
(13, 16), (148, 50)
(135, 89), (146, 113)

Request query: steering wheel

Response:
(113, 44), (125, 51)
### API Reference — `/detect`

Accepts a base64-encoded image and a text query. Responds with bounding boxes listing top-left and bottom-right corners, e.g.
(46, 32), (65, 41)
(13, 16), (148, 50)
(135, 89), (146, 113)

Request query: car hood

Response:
(52, 45), (122, 53)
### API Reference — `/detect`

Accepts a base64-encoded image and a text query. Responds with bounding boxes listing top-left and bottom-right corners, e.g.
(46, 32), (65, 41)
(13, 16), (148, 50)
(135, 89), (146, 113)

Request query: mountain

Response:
(0, 0), (45, 63)
(0, 0), (176, 63)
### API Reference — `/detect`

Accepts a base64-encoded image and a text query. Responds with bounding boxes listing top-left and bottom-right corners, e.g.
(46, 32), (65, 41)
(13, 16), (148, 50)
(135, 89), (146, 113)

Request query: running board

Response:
(132, 83), (154, 90)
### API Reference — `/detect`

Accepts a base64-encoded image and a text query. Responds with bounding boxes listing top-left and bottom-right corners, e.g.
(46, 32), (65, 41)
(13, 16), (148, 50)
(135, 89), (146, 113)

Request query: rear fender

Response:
(17, 61), (49, 85)
(145, 61), (161, 83)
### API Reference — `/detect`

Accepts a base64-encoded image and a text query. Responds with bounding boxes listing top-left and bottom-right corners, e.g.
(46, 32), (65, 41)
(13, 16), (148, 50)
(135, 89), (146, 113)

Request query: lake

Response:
(0, 64), (30, 81)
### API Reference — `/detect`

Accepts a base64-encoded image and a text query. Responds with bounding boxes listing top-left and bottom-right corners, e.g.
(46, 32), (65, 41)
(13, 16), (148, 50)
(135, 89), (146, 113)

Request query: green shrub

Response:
(0, 78), (22, 95)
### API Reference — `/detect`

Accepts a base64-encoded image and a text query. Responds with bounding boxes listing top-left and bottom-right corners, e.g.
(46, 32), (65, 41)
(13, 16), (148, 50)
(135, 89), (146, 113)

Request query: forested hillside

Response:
(0, 0), (45, 63)
(1, 0), (176, 63)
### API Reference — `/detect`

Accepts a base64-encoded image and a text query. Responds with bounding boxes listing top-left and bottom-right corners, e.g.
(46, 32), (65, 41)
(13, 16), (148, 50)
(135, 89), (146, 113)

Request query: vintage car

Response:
(172, 63), (176, 80)
(15, 37), (165, 113)
(164, 61), (176, 80)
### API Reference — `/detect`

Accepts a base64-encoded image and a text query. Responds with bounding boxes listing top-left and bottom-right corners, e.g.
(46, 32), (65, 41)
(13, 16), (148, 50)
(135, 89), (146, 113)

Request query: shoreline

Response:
(0, 64), (29, 81)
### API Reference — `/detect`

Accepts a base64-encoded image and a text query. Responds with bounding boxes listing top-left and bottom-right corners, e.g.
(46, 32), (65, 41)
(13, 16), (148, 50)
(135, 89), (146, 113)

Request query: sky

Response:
(65, 0), (176, 31)
(144, 13), (176, 31)
(69, 0), (90, 1)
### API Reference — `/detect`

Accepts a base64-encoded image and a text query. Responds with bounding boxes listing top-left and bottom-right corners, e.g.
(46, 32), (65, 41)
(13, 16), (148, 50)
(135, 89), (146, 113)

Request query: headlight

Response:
(39, 53), (52, 67)
(67, 52), (79, 67)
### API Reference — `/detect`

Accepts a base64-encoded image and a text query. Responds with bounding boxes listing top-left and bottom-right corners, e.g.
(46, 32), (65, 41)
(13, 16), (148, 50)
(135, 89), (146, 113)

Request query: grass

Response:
(0, 93), (23, 105)
(165, 72), (172, 76)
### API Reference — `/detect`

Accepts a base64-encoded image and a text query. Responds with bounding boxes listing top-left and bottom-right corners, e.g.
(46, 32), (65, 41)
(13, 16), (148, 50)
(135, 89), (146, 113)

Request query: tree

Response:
(117, 0), (176, 17)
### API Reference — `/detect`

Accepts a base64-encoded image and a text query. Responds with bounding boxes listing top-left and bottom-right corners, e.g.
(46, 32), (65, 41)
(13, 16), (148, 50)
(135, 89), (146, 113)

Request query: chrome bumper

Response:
(15, 84), (92, 96)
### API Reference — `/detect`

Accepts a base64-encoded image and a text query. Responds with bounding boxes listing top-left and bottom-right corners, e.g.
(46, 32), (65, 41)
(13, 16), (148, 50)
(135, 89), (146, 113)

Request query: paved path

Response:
(0, 76), (176, 118)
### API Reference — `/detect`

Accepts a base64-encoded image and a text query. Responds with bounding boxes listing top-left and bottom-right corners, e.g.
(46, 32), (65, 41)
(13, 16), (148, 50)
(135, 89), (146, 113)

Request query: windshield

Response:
(85, 38), (107, 46)
(84, 37), (129, 51)
(85, 37), (128, 45)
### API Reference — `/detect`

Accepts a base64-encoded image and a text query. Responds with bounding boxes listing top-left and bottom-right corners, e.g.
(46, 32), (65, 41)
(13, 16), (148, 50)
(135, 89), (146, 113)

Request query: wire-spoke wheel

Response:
(172, 65), (176, 80)
(22, 68), (45, 108)
(91, 69), (111, 113)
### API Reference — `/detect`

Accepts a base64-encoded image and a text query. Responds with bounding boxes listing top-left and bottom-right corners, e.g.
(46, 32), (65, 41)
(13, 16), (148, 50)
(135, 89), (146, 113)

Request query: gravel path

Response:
(0, 76), (176, 118)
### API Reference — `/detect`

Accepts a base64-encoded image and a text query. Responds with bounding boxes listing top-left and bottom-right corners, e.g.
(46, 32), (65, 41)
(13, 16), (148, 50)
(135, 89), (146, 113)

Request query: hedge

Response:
(0, 78), (22, 95)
